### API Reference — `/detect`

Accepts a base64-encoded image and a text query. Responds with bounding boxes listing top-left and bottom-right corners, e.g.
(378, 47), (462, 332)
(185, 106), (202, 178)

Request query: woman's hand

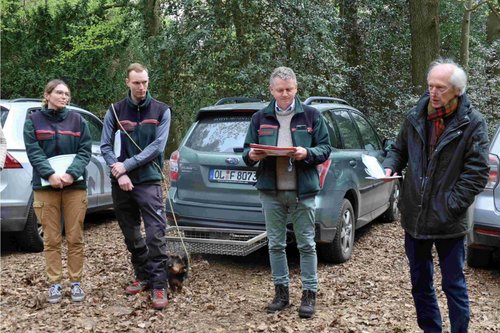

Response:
(61, 173), (74, 187)
(48, 174), (63, 189)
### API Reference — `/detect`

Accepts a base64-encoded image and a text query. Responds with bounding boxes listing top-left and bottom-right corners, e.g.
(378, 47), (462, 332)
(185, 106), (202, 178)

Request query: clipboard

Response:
(40, 154), (83, 186)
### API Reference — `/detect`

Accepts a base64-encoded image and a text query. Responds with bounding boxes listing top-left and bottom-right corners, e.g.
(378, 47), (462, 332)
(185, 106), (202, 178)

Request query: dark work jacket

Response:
(242, 97), (332, 199)
(23, 107), (92, 190)
(107, 92), (170, 184)
(382, 93), (490, 239)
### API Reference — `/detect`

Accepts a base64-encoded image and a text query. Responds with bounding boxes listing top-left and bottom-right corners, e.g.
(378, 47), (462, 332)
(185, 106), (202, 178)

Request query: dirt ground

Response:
(1, 212), (499, 333)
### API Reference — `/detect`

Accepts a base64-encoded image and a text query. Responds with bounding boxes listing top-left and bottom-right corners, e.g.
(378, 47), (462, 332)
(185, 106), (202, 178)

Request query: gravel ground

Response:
(1, 212), (499, 333)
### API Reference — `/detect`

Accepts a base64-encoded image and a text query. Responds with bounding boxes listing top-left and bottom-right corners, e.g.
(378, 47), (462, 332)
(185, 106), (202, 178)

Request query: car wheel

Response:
(16, 206), (44, 253)
(319, 199), (355, 263)
(381, 181), (400, 223)
(466, 246), (492, 268)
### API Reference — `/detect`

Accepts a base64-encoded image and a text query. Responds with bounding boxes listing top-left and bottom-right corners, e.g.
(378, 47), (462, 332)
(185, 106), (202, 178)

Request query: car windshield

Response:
(185, 115), (251, 153)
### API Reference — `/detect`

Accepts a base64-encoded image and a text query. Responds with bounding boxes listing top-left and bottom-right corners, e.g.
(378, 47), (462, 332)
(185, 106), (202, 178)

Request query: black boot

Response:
(298, 290), (316, 318)
(267, 284), (290, 313)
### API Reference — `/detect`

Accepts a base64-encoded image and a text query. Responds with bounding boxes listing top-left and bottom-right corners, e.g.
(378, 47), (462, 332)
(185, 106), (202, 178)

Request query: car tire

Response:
(381, 181), (400, 223)
(16, 206), (44, 253)
(319, 199), (355, 264)
(466, 246), (492, 268)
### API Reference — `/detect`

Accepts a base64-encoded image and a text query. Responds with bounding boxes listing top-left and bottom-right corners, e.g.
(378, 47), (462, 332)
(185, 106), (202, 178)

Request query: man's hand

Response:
(61, 173), (74, 187)
(249, 148), (268, 161)
(48, 174), (63, 189)
(111, 162), (127, 178)
(384, 168), (398, 182)
(117, 174), (134, 192)
(293, 146), (308, 161)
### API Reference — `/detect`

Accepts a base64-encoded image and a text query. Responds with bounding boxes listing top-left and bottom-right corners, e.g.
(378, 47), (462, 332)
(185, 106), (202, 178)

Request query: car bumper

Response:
(166, 189), (337, 242)
(470, 198), (500, 249)
(0, 204), (29, 232)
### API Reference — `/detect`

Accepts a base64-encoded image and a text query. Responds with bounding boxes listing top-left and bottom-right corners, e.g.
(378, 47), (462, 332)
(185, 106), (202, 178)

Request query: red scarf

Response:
(427, 96), (458, 154)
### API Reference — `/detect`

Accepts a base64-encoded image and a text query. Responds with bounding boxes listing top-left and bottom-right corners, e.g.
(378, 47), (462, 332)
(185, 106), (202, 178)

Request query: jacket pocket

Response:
(292, 127), (312, 147)
(258, 125), (278, 145)
(32, 201), (45, 226)
(430, 193), (449, 223)
(446, 191), (465, 218)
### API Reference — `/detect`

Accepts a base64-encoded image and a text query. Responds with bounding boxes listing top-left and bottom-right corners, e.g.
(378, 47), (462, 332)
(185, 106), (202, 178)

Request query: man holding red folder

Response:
(243, 67), (332, 318)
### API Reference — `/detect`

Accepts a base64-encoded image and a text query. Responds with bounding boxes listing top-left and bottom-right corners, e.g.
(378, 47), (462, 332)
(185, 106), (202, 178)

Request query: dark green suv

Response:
(166, 97), (400, 263)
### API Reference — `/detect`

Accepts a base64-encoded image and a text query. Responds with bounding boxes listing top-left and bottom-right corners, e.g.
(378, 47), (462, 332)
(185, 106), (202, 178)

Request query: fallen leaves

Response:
(1, 213), (499, 333)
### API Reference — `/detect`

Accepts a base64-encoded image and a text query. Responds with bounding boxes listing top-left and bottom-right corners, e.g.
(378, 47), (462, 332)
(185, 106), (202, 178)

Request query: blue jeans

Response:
(260, 191), (317, 292)
(405, 233), (469, 333)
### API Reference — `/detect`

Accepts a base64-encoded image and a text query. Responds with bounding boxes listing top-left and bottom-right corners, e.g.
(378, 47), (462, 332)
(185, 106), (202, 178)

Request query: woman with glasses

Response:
(23, 79), (92, 304)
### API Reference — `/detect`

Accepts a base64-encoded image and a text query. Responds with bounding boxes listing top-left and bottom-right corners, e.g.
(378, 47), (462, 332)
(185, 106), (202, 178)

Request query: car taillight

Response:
(486, 153), (499, 189)
(4, 153), (22, 169)
(169, 150), (180, 182)
(316, 159), (331, 188)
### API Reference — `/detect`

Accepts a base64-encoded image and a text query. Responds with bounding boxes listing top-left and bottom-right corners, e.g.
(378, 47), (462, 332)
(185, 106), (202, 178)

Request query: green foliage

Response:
(1, 0), (497, 148)
(1, 0), (144, 115)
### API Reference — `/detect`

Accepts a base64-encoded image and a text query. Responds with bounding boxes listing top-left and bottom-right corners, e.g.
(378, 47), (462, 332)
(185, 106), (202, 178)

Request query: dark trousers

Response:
(404, 232), (469, 333)
(112, 183), (168, 289)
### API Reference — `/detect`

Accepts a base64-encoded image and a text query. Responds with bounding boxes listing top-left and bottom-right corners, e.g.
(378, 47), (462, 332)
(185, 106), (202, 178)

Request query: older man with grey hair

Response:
(243, 66), (332, 319)
(383, 58), (490, 333)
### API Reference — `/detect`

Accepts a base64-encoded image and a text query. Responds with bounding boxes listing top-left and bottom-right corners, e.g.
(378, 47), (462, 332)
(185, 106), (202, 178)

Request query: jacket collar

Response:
(41, 106), (69, 121)
(410, 92), (471, 125)
(263, 96), (304, 117)
(126, 90), (152, 110)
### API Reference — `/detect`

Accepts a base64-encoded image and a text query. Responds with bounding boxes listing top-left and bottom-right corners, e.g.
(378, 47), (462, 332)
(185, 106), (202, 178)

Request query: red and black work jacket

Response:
(23, 107), (92, 190)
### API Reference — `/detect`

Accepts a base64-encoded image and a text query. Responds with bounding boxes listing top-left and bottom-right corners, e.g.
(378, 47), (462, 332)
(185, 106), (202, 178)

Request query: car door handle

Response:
(349, 160), (357, 167)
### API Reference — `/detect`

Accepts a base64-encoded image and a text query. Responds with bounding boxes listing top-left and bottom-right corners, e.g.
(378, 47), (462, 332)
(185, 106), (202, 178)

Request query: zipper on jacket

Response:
(52, 110), (61, 156)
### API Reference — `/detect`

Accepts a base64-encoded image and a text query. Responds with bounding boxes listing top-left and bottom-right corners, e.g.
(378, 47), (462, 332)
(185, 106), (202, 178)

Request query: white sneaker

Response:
(70, 282), (85, 302)
(48, 284), (62, 304)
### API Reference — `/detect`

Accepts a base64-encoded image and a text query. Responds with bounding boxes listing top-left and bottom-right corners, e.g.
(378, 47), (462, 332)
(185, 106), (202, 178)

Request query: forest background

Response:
(1, 0), (499, 154)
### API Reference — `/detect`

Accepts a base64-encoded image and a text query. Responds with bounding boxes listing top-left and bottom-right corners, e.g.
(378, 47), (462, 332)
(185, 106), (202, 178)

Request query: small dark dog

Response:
(166, 251), (189, 293)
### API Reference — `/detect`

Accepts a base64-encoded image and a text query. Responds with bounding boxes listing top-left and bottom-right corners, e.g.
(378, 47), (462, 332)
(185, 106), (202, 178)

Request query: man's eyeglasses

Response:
(428, 85), (451, 95)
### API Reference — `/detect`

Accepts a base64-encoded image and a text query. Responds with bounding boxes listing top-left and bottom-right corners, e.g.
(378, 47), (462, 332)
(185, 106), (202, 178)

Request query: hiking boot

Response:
(125, 280), (148, 295)
(267, 284), (290, 313)
(48, 284), (62, 304)
(298, 290), (316, 318)
(151, 289), (168, 310)
(70, 282), (85, 302)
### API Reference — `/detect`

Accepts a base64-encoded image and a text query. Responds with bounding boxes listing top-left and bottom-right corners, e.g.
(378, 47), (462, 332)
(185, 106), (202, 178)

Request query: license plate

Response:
(209, 169), (257, 184)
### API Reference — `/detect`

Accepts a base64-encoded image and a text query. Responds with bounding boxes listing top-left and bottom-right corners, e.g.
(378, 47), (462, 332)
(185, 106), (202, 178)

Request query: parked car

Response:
(0, 98), (113, 252)
(466, 125), (500, 268)
(166, 96), (400, 263)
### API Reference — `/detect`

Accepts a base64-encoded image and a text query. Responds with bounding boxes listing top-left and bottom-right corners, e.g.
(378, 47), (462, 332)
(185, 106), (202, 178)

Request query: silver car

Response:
(0, 99), (113, 252)
(467, 125), (500, 267)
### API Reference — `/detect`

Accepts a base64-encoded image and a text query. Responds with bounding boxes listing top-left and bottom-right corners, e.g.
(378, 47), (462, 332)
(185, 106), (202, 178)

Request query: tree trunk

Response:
(142, 0), (160, 38)
(486, 0), (500, 45)
(460, 0), (473, 71)
(339, 0), (368, 113)
(409, 0), (440, 94)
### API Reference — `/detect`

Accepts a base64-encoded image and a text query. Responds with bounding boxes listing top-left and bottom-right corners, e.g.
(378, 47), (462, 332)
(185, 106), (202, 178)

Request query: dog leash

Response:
(111, 104), (192, 270)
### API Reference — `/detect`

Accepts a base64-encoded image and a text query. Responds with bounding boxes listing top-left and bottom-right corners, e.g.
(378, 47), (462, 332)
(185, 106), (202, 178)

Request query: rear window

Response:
(0, 106), (9, 126)
(185, 115), (251, 153)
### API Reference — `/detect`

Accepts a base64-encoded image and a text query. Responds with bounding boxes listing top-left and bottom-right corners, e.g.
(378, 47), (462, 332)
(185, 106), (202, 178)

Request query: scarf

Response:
(427, 96), (459, 154)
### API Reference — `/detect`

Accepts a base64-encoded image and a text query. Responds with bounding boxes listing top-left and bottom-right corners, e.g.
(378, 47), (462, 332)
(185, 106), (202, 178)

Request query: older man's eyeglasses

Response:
(428, 85), (451, 95)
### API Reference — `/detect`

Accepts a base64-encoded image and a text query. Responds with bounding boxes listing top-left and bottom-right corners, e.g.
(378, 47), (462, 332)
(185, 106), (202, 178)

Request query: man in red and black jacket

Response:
(243, 67), (331, 319)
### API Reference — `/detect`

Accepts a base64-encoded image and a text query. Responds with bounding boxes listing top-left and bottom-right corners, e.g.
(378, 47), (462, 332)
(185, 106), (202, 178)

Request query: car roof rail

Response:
(214, 97), (262, 105)
(9, 98), (42, 103)
(303, 96), (350, 106)
(8, 98), (82, 108)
